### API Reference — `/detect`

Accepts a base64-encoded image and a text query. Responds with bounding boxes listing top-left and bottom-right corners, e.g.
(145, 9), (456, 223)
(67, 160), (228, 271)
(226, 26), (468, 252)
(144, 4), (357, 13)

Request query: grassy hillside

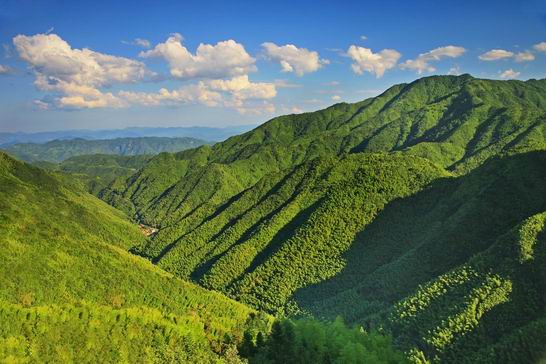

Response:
(2, 136), (207, 162)
(0, 151), (266, 362)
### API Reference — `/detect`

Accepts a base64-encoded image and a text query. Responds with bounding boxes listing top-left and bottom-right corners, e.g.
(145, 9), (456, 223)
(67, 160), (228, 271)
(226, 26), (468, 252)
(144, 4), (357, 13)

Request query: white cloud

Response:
(207, 75), (276, 105)
(119, 75), (276, 114)
(14, 33), (151, 87)
(533, 42), (546, 52)
(0, 64), (12, 74)
(360, 35), (368, 41)
(33, 100), (50, 110)
(13, 33), (279, 114)
(347, 45), (401, 78)
(478, 49), (514, 61)
(273, 79), (301, 88)
(499, 69), (520, 79)
(514, 51), (535, 62)
(2, 43), (13, 58)
(13, 33), (153, 109)
(119, 83), (222, 107)
(261, 42), (329, 76)
(332, 95), (341, 101)
(400, 46), (466, 74)
(447, 66), (461, 75)
(123, 38), (151, 48)
(140, 33), (256, 79)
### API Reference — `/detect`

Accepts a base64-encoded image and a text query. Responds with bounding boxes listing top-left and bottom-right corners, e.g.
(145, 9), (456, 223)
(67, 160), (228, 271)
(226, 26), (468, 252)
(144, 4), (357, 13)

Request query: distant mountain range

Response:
(1, 136), (208, 163)
(0, 125), (254, 146)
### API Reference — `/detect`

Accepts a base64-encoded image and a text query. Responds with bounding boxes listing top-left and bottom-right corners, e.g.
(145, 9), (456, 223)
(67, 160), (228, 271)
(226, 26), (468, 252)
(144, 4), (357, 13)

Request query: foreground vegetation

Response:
(0, 151), (263, 361)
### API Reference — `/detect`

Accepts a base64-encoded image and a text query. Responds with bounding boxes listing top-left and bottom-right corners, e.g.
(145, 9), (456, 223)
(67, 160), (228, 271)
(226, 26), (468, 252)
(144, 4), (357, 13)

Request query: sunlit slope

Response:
(296, 151), (546, 363)
(0, 152), (263, 362)
(103, 75), (546, 230)
(131, 153), (448, 311)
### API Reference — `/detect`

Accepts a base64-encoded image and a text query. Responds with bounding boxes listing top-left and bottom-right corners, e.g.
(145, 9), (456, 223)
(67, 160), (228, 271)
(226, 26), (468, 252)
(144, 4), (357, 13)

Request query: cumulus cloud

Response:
(499, 69), (520, 79)
(261, 42), (329, 76)
(332, 95), (341, 101)
(400, 46), (466, 74)
(514, 51), (535, 62)
(347, 45), (401, 78)
(478, 49), (514, 61)
(123, 38), (151, 48)
(13, 33), (277, 114)
(207, 75), (276, 101)
(140, 33), (256, 79)
(13, 33), (153, 109)
(119, 83), (222, 107)
(447, 66), (461, 75)
(533, 42), (546, 52)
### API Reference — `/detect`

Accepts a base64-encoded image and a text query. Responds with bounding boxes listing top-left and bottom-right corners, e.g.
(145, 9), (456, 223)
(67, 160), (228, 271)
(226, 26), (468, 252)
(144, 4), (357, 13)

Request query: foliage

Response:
(242, 317), (408, 364)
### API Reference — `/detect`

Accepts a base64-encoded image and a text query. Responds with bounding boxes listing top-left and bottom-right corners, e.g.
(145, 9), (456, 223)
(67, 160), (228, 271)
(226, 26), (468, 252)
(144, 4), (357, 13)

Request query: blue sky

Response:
(0, 0), (545, 132)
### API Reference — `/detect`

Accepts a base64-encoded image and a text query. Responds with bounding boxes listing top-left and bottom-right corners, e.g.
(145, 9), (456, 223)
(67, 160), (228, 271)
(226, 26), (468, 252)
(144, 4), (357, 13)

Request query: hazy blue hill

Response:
(2, 136), (207, 163)
(0, 125), (253, 146)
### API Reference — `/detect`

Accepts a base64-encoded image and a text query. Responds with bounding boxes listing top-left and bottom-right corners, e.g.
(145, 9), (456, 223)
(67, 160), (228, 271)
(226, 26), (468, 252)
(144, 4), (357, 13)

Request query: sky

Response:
(0, 0), (545, 133)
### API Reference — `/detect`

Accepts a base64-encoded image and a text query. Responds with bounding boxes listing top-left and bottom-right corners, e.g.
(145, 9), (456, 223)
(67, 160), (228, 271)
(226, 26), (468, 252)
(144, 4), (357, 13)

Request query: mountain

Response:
(0, 151), (264, 362)
(0, 151), (406, 363)
(98, 74), (546, 362)
(0, 125), (254, 146)
(2, 136), (208, 163)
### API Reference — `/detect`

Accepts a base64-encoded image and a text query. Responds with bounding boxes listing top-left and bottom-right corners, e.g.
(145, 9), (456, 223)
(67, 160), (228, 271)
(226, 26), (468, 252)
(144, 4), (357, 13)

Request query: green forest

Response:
(1, 75), (546, 363)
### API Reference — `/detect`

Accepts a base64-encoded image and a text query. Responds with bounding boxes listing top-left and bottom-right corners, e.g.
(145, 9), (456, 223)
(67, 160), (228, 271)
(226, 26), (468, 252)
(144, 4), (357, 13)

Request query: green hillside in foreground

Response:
(0, 151), (408, 363)
(96, 75), (546, 362)
(0, 151), (262, 362)
(1, 136), (207, 163)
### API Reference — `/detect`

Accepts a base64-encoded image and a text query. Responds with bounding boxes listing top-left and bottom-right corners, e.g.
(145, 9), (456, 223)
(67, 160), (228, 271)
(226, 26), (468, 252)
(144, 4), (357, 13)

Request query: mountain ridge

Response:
(95, 74), (546, 362)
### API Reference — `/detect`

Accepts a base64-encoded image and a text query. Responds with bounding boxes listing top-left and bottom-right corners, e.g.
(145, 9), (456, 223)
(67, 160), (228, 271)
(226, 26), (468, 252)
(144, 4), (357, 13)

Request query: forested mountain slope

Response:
(37, 153), (152, 194)
(0, 151), (264, 362)
(102, 75), (546, 228)
(2, 136), (207, 162)
(94, 74), (546, 362)
(297, 151), (546, 363)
